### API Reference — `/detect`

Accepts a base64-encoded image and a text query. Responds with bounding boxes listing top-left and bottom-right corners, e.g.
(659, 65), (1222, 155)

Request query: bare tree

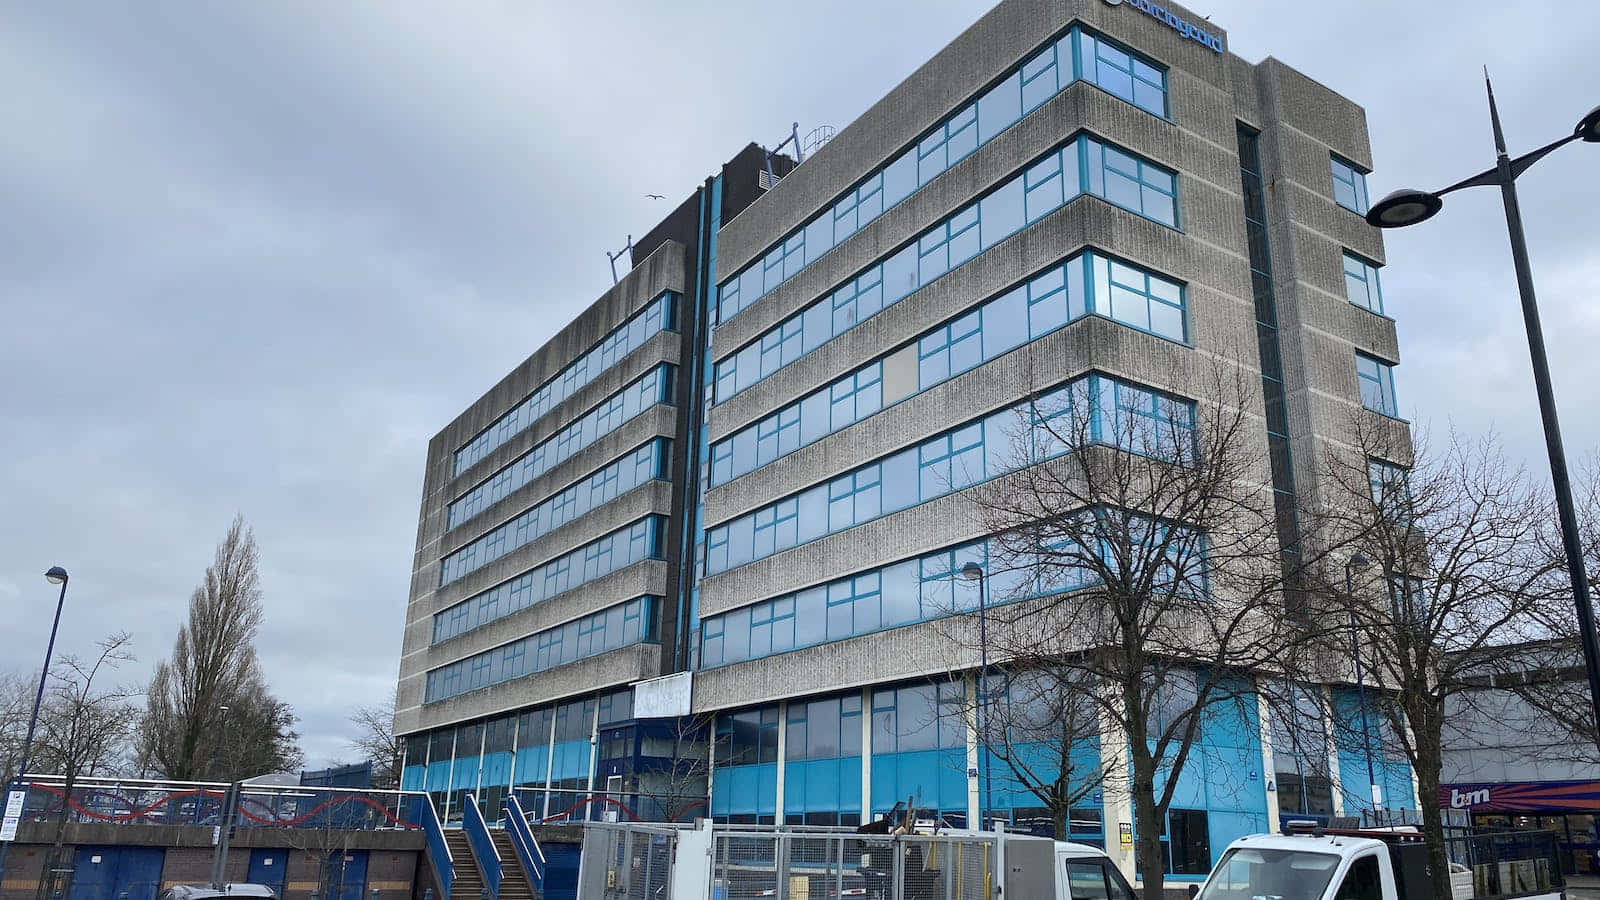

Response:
(32, 633), (140, 900)
(966, 356), (1328, 900)
(347, 700), (400, 789)
(977, 665), (1116, 840)
(632, 714), (713, 822)
(1314, 424), (1558, 900)
(138, 515), (303, 780)
(0, 669), (37, 789)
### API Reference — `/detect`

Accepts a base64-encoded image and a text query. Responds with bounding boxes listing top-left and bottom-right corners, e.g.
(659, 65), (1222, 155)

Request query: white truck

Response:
(1193, 827), (1566, 900)
(575, 818), (1137, 900)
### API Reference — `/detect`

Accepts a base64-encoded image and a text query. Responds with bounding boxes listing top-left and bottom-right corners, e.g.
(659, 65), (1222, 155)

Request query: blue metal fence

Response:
(502, 794), (546, 890)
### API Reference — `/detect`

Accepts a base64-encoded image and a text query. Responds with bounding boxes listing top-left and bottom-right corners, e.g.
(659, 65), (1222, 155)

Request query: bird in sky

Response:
(646, 193), (665, 200)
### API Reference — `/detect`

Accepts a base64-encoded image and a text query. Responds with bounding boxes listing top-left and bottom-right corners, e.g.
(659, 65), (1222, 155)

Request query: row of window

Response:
(716, 26), (1170, 326)
(439, 439), (670, 587)
(424, 597), (656, 703)
(713, 133), (1180, 406)
(705, 372), (1196, 575)
(454, 294), (676, 476)
(402, 689), (634, 773)
(448, 364), (674, 529)
(432, 516), (665, 644)
(709, 246), (1187, 487)
(701, 514), (1204, 668)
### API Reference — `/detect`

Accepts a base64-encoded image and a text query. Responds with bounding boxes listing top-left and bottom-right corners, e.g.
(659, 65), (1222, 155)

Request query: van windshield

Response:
(1194, 847), (1342, 900)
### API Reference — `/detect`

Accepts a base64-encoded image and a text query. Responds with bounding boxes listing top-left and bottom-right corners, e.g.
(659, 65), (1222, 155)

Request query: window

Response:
(448, 364), (675, 528)
(706, 249), (1189, 488)
(1064, 860), (1137, 900)
(1389, 575), (1428, 627)
(1368, 460), (1412, 523)
(1355, 353), (1399, 417)
(1332, 855), (1383, 900)
(453, 293), (676, 474)
(1087, 138), (1177, 227)
(434, 516), (665, 643)
(424, 597), (658, 703)
(1166, 808), (1211, 874)
(1343, 252), (1383, 314)
(1331, 156), (1370, 215)
(714, 27), (1169, 328)
(713, 134), (1182, 407)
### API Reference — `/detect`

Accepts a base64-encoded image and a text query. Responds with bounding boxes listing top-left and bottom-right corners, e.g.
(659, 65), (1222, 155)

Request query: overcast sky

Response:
(2, 0), (1596, 770)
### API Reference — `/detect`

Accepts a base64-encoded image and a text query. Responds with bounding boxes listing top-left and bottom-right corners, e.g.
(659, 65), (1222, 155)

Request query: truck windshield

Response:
(1194, 847), (1342, 900)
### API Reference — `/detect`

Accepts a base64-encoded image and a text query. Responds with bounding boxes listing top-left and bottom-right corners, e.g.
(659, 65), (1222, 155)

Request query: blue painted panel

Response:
(482, 751), (513, 790)
(551, 741), (589, 781)
(69, 846), (166, 900)
(452, 754), (482, 790)
(426, 760), (451, 792)
(714, 764), (777, 815)
(872, 749), (966, 813)
(327, 850), (368, 900)
(248, 849), (288, 898)
(541, 842), (582, 900)
(401, 764), (426, 792)
(514, 747), (548, 785)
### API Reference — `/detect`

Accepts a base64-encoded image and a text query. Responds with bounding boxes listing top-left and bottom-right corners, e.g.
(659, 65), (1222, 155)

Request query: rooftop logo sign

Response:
(1103, 0), (1225, 53)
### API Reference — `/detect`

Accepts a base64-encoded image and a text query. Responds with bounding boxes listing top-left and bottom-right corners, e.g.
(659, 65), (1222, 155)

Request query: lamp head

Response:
(1348, 553), (1371, 572)
(1366, 189), (1444, 229)
(45, 566), (68, 585)
(960, 562), (985, 581)
(1577, 105), (1600, 143)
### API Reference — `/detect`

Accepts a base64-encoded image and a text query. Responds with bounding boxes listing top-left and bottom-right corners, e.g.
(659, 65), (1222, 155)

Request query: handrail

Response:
(463, 794), (502, 900)
(412, 793), (454, 899)
(502, 794), (546, 888)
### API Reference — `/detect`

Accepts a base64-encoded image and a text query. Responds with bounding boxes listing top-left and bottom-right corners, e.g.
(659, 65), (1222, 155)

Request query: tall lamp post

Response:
(0, 567), (72, 880)
(1344, 553), (1379, 816)
(1366, 81), (1600, 750)
(960, 561), (993, 829)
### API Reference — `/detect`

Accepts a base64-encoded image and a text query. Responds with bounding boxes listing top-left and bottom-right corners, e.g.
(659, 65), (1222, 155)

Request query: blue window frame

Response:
(1355, 353), (1399, 417)
(1331, 155), (1370, 215)
(707, 249), (1187, 487)
(439, 440), (670, 586)
(715, 27), (1169, 327)
(1343, 252), (1384, 314)
(1368, 459), (1412, 524)
(703, 374), (1196, 577)
(424, 596), (656, 703)
(432, 516), (665, 643)
(448, 364), (675, 528)
(454, 293), (676, 475)
(700, 509), (1207, 668)
(712, 134), (1178, 405)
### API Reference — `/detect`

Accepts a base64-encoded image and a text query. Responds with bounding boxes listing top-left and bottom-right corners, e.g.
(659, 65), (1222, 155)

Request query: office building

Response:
(394, 0), (1417, 879)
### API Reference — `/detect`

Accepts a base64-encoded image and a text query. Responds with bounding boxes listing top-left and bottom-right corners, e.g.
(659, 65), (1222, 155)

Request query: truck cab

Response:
(1194, 830), (1565, 900)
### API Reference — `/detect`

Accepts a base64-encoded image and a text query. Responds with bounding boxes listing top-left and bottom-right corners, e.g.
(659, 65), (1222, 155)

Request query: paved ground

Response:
(1567, 874), (1600, 898)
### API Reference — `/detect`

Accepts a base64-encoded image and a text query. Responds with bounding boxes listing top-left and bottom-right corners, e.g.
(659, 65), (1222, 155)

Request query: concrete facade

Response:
(394, 0), (1412, 878)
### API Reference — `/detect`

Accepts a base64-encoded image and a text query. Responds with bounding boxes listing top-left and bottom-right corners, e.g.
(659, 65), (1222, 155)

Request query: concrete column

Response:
(964, 672), (980, 827)
(1257, 688), (1281, 828)
(1097, 694), (1135, 881)
(860, 688), (873, 824)
(775, 701), (787, 823)
(1322, 684), (1346, 818)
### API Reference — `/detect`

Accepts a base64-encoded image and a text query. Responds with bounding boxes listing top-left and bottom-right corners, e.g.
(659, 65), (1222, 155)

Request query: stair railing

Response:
(463, 794), (503, 900)
(411, 793), (454, 899)
(502, 793), (546, 889)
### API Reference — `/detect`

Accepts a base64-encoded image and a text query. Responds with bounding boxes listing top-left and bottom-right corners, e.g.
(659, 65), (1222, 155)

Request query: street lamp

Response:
(1367, 79), (1600, 748)
(1344, 553), (1381, 817)
(960, 561), (994, 829)
(0, 567), (72, 880)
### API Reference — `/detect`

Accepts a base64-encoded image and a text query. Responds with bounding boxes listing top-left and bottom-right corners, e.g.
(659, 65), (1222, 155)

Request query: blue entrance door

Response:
(247, 849), (289, 897)
(68, 846), (166, 900)
(325, 850), (368, 900)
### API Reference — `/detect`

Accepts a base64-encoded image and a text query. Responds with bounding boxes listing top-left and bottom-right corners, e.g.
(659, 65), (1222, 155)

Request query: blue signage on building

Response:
(1104, 0), (1225, 53)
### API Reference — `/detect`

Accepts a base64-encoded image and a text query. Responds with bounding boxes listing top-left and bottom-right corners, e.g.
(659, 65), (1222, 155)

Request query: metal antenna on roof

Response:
(762, 122), (805, 188)
(606, 234), (634, 285)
